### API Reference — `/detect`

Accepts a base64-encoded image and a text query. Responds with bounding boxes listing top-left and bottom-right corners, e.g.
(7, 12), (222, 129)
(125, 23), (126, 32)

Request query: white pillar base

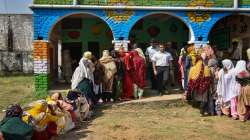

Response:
(112, 40), (130, 52)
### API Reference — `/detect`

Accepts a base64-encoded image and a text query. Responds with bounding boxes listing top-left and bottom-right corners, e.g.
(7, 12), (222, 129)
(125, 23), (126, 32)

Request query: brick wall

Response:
(34, 40), (49, 95)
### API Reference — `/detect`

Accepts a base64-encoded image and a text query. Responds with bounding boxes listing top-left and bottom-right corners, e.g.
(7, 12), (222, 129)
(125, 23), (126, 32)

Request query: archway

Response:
(128, 13), (191, 89)
(208, 14), (250, 61)
(128, 13), (191, 52)
(48, 13), (114, 88)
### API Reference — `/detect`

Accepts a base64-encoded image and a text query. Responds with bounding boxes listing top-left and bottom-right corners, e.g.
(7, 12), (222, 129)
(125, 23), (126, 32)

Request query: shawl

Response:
(135, 48), (146, 61)
(99, 56), (117, 80)
(71, 58), (94, 89)
(188, 58), (211, 94)
(132, 51), (146, 88)
(0, 117), (33, 140)
(237, 85), (250, 115)
(187, 58), (211, 95)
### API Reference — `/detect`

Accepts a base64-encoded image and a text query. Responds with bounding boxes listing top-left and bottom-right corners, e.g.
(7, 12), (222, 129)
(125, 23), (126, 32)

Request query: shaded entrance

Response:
(129, 13), (190, 52)
(209, 14), (250, 61)
(48, 13), (114, 88)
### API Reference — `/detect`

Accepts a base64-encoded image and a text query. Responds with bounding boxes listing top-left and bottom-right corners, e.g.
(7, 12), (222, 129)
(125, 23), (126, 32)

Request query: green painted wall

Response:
(61, 18), (113, 56)
(34, 0), (234, 7)
(130, 17), (189, 50)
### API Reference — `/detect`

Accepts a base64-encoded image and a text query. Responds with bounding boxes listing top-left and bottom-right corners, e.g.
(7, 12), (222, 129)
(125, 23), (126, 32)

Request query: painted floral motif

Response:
(187, 0), (213, 22)
(187, 12), (211, 23)
(106, 10), (134, 23)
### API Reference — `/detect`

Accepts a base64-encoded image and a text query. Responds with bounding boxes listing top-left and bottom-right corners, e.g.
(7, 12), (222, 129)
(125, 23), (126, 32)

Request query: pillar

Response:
(57, 40), (63, 81)
(34, 40), (49, 95)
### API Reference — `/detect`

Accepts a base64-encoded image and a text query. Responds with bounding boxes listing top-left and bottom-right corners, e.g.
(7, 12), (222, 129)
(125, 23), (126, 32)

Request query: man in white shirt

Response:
(152, 44), (173, 95)
(145, 39), (159, 89)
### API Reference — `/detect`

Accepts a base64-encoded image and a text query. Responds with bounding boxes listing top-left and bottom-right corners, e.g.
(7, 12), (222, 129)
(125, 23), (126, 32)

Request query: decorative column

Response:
(234, 0), (239, 9)
(34, 40), (49, 95)
(112, 40), (130, 52)
(57, 40), (63, 81)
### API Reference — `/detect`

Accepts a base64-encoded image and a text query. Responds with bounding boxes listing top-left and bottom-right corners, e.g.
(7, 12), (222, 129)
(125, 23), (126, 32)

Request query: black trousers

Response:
(148, 62), (157, 89)
(156, 66), (169, 93)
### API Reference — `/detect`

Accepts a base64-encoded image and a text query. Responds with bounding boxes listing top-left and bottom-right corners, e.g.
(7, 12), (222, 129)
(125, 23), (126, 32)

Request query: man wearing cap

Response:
(145, 39), (159, 89)
(152, 44), (173, 95)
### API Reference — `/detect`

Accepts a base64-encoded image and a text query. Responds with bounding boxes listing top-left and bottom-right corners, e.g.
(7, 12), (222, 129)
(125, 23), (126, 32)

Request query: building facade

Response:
(31, 0), (250, 94)
(0, 14), (33, 74)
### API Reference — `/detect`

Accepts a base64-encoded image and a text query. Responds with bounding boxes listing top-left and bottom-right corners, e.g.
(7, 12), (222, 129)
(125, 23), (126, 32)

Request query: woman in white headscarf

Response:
(71, 51), (94, 89)
(217, 59), (240, 119)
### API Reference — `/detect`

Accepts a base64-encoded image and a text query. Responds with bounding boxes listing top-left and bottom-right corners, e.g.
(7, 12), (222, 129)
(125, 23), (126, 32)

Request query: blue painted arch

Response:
(125, 11), (195, 42)
(207, 12), (250, 39)
(33, 9), (117, 40)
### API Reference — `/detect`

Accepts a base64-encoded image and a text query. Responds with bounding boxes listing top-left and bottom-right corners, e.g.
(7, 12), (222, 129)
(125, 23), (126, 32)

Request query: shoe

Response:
(232, 116), (239, 120)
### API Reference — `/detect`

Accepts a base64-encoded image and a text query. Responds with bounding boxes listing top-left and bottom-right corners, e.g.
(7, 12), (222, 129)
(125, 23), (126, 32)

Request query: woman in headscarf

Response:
(22, 100), (58, 140)
(184, 45), (196, 98)
(132, 50), (146, 99)
(178, 48), (186, 89)
(111, 50), (125, 100)
(208, 58), (219, 115)
(236, 71), (250, 121)
(99, 50), (117, 102)
(217, 59), (240, 119)
(47, 92), (75, 133)
(72, 51), (97, 105)
(0, 104), (33, 140)
(187, 55), (212, 116)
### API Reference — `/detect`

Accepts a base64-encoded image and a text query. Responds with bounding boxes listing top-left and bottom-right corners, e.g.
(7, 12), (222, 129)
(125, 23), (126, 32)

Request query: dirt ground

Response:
(1, 76), (250, 140)
(58, 94), (250, 140)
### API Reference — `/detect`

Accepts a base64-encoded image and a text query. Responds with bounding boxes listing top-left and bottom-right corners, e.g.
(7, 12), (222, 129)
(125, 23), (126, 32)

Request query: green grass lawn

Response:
(0, 75), (38, 110)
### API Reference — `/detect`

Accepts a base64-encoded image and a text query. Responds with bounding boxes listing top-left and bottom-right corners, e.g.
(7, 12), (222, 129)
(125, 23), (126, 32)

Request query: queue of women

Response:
(0, 47), (147, 140)
(0, 42), (249, 140)
(180, 45), (250, 121)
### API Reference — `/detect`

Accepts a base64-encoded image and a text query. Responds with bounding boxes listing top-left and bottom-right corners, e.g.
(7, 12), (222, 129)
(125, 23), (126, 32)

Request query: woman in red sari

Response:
(132, 50), (146, 99)
(119, 48), (134, 99)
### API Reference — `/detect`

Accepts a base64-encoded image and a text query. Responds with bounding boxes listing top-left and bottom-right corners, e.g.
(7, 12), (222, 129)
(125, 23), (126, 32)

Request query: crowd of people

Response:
(0, 39), (250, 140)
(179, 44), (250, 121)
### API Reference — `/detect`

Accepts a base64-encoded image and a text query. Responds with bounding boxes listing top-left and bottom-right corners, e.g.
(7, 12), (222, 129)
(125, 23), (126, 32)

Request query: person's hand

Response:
(153, 69), (157, 76)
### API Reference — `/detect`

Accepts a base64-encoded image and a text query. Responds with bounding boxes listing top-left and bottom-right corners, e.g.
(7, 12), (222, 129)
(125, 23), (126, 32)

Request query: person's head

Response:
(232, 41), (238, 49)
(111, 50), (119, 58)
(50, 92), (62, 101)
(83, 51), (92, 60)
(150, 39), (157, 47)
(208, 58), (218, 68)
(159, 44), (165, 53)
(5, 104), (23, 118)
(102, 50), (110, 58)
(166, 42), (172, 48)
(222, 59), (234, 71)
